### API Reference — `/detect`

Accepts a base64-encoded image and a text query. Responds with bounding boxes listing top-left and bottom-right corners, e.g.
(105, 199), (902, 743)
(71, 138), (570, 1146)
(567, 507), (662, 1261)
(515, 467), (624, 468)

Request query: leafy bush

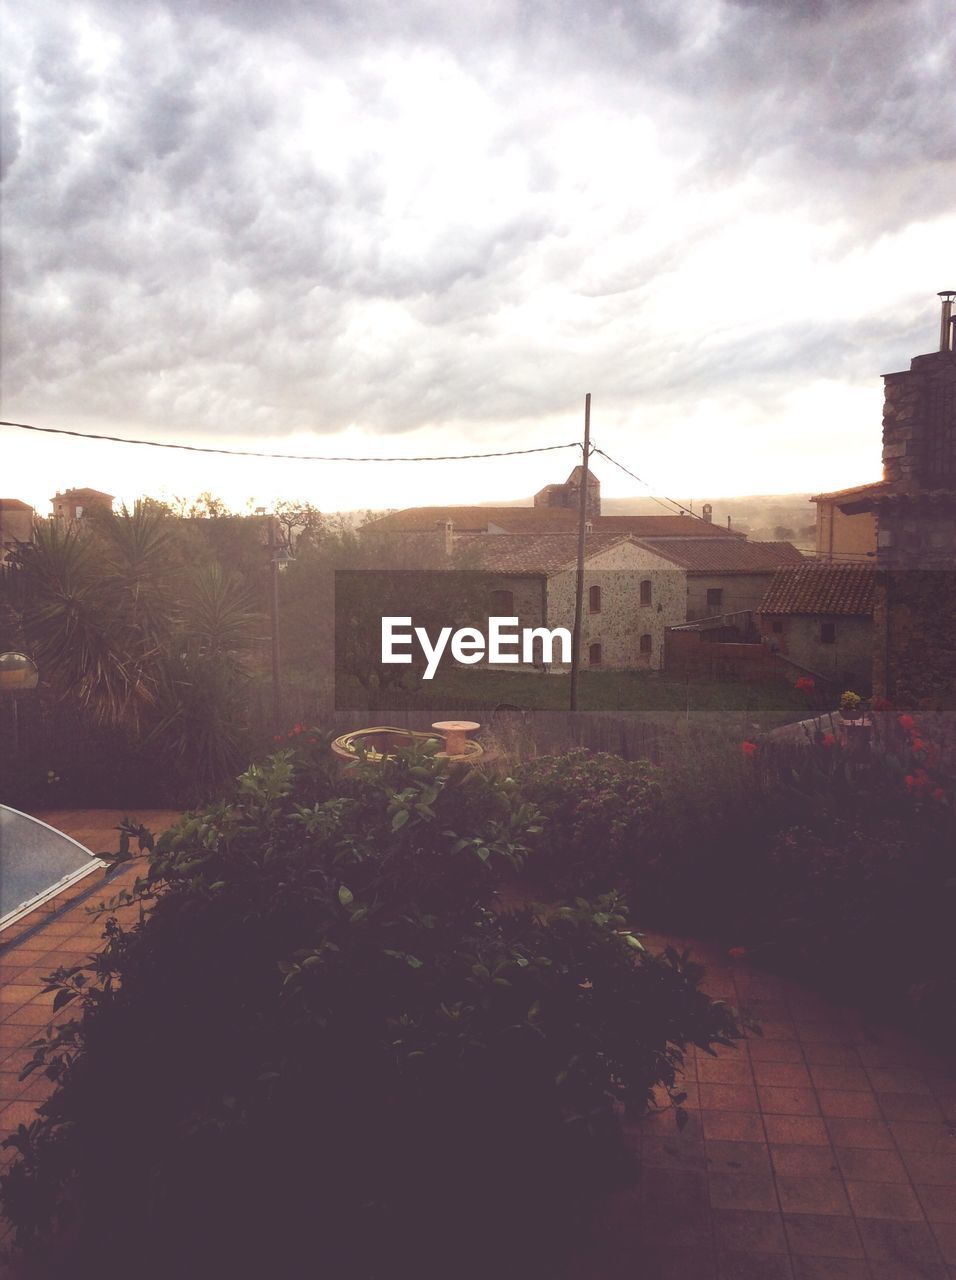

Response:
(1, 745), (740, 1280)
(514, 749), (663, 895)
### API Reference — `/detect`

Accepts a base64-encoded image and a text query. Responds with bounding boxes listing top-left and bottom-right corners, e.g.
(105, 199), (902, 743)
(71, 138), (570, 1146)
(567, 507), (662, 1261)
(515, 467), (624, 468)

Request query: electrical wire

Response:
(591, 446), (712, 523)
(0, 418), (579, 464)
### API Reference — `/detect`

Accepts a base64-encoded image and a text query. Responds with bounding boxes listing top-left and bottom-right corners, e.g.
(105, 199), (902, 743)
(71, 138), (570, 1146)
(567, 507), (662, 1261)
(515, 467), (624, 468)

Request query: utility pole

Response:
(267, 515), (282, 732)
(569, 393), (592, 712)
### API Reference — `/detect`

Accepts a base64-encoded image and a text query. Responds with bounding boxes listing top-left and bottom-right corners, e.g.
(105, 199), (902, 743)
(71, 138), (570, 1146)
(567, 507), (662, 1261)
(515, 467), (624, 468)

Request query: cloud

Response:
(1, 0), (954, 468)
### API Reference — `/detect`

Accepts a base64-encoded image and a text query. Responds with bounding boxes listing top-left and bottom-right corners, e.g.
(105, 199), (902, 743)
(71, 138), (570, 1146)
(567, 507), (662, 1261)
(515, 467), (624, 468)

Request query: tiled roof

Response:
(758, 564), (876, 616)
(810, 480), (891, 503)
(453, 532), (630, 573)
(368, 507), (740, 537)
(634, 538), (806, 572)
(0, 498), (34, 511)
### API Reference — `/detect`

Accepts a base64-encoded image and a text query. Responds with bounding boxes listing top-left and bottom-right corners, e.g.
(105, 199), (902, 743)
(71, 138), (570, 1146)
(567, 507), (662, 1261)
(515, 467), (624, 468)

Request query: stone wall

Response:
(759, 613), (873, 692)
(881, 351), (956, 491)
(873, 569), (956, 708)
(686, 572), (778, 621)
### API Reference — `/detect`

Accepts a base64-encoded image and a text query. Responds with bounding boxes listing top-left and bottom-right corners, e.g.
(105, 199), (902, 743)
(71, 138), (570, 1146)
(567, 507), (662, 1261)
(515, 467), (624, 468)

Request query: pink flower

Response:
(822, 733), (837, 748)
(795, 676), (815, 692)
(741, 741), (758, 757)
(728, 947), (748, 959)
(911, 739), (926, 753)
(899, 714), (916, 731)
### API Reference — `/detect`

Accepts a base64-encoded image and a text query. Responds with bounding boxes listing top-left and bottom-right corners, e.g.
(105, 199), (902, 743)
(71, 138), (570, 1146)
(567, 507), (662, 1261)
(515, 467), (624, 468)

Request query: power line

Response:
(591, 446), (713, 524)
(0, 418), (579, 464)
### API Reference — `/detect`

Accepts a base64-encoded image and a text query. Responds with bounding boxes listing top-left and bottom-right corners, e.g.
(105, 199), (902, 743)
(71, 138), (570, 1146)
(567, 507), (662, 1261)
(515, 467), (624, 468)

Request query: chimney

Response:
(702, 503), (713, 523)
(435, 519), (454, 556)
(727, 515), (732, 530)
(938, 290), (956, 352)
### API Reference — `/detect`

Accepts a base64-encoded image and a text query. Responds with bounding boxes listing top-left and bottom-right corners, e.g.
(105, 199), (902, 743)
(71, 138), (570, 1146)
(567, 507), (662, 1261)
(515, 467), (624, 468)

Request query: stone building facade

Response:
(831, 293), (956, 706)
(0, 500), (34, 564)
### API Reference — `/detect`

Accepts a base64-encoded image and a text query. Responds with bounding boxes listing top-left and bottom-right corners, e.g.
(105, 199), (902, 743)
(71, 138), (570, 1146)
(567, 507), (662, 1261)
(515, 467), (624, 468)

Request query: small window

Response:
(639, 633), (652, 655)
(75, 506), (84, 519)
(772, 620), (783, 634)
(490, 589), (514, 615)
(589, 585), (601, 614)
(640, 579), (652, 606)
(706, 588), (723, 612)
(820, 622), (836, 644)
(588, 642), (602, 665)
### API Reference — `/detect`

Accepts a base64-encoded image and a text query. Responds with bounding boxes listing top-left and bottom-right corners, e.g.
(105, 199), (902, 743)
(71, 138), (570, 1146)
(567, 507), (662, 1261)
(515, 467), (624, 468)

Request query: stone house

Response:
(0, 499), (34, 564)
(450, 532), (803, 672)
(818, 292), (956, 706)
(757, 564), (876, 692)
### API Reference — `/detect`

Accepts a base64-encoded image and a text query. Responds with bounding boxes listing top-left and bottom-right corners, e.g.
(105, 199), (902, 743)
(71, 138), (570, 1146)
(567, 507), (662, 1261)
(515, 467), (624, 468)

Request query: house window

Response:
(772, 620), (783, 634)
(706, 588), (723, 612)
(490, 589), (514, 615)
(820, 621), (836, 644)
(588, 642), (602, 665)
(589, 585), (601, 614)
(639, 633), (652, 655)
(75, 506), (84, 519)
(640, 579), (652, 606)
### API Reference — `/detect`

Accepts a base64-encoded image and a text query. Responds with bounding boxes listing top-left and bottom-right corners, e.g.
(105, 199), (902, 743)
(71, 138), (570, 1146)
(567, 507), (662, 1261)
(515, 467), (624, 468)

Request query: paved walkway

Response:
(0, 816), (953, 1277)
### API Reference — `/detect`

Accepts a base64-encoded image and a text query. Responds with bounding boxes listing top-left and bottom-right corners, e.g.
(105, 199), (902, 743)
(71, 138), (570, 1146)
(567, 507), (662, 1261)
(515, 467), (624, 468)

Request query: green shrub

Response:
(514, 749), (663, 895)
(1, 745), (740, 1280)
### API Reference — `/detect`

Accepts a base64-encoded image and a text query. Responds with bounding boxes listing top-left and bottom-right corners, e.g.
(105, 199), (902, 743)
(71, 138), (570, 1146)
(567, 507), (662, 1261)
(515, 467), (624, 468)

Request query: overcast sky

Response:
(2, 0), (954, 513)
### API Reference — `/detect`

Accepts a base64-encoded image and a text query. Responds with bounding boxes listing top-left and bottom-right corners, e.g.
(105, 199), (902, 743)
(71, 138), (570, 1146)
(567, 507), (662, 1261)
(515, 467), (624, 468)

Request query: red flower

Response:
(933, 788), (946, 802)
(822, 733), (837, 748)
(795, 676), (815, 691)
(898, 714), (916, 731)
(911, 739), (925, 753)
(293, 723), (305, 734)
(728, 947), (748, 959)
(272, 735), (282, 743)
(741, 741), (758, 757)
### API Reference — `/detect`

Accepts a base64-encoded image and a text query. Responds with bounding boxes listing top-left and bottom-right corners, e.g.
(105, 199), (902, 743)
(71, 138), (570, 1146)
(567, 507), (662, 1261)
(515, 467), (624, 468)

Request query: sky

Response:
(2, 0), (954, 515)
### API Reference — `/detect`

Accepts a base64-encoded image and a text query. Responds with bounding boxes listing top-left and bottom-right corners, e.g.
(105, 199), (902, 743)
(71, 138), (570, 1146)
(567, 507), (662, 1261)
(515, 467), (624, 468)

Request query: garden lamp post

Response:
(0, 651), (39, 751)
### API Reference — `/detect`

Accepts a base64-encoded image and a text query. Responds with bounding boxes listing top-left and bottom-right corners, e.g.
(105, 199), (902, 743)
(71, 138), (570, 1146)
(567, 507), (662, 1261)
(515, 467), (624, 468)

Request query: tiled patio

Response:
(0, 814), (953, 1278)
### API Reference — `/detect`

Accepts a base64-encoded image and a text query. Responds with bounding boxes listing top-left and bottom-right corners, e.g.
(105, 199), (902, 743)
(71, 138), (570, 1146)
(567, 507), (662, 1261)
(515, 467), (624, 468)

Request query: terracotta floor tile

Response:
(810, 1066), (873, 1093)
(934, 1223), (956, 1265)
(902, 1153), (956, 1187)
(835, 1147), (910, 1184)
(702, 1111), (766, 1144)
(791, 1258), (873, 1280)
(717, 1251), (795, 1279)
(758, 1021), (799, 1042)
(2, 1003), (55, 1028)
(706, 1140), (772, 1177)
(776, 1176), (852, 1217)
(784, 1213), (864, 1259)
(825, 1119), (895, 1150)
(865, 1067), (932, 1095)
(750, 1039), (806, 1065)
(712, 1209), (788, 1255)
(0, 985), (42, 1005)
(917, 1186), (956, 1225)
(709, 1172), (779, 1212)
(847, 1181), (926, 1222)
(764, 1115), (831, 1147)
(700, 1084), (760, 1113)
(867, 1259), (948, 1279)
(878, 1094), (944, 1123)
(817, 1091), (882, 1120)
(771, 1146), (842, 1180)
(754, 1062), (813, 1089)
(797, 1023), (860, 1047)
(803, 1045), (864, 1068)
(641, 1135), (708, 1172)
(698, 1057), (754, 1085)
(760, 1087), (821, 1117)
(857, 1218), (946, 1268)
(888, 1123), (954, 1154)
(0, 1099), (43, 1128)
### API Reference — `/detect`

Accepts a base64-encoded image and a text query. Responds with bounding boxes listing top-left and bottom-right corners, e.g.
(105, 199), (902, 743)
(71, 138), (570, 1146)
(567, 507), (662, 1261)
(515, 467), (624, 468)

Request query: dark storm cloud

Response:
(1, 0), (953, 442)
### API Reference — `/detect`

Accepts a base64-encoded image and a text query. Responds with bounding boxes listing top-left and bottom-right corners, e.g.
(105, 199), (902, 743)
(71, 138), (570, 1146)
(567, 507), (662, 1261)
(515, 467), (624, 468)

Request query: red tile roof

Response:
(634, 539), (806, 572)
(453, 532), (630, 573)
(758, 564), (876, 616)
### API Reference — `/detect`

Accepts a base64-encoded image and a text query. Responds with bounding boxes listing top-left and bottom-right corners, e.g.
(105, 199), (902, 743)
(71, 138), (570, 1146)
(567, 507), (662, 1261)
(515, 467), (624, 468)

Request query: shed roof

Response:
(367, 506), (740, 537)
(758, 564), (876, 616)
(634, 538), (805, 573)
